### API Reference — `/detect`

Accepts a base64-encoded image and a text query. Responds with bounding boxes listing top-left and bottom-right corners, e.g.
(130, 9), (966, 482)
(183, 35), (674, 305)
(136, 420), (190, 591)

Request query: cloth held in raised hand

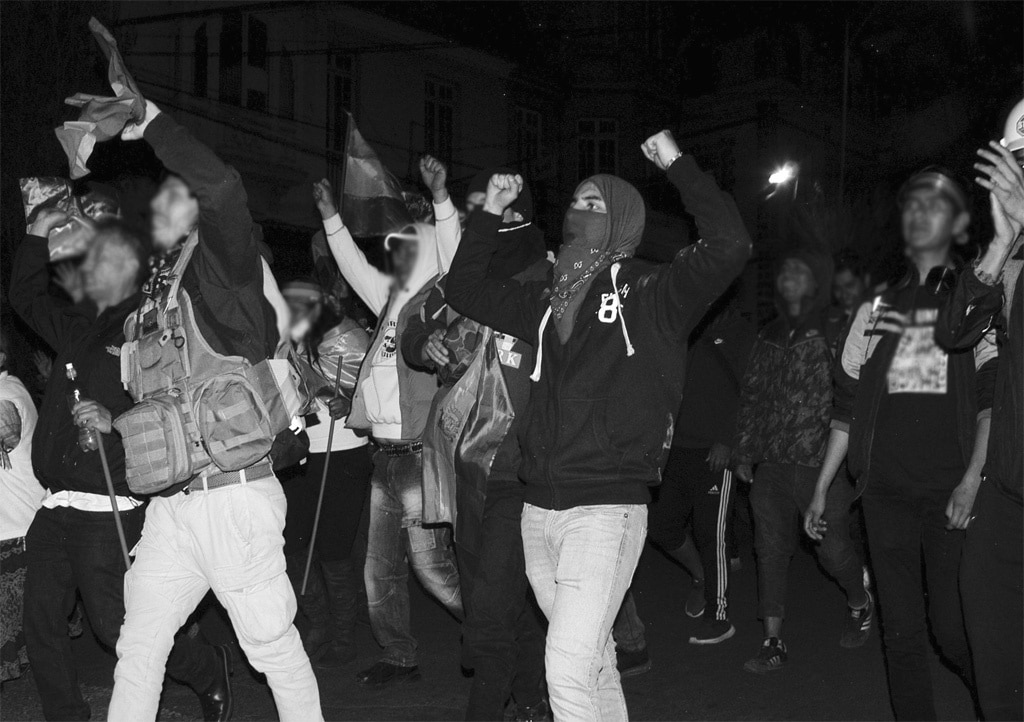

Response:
(54, 17), (145, 179)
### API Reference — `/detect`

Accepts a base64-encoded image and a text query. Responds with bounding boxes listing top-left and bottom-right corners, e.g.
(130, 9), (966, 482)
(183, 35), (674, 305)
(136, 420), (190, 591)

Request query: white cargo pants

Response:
(108, 476), (323, 722)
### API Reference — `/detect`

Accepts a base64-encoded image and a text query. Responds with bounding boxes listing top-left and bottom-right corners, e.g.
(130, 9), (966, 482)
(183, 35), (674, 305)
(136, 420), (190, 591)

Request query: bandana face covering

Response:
(550, 209), (623, 342)
(548, 175), (645, 344)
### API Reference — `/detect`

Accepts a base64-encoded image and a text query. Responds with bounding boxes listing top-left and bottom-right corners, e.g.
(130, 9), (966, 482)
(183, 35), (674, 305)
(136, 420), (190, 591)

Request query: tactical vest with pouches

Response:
(114, 233), (301, 494)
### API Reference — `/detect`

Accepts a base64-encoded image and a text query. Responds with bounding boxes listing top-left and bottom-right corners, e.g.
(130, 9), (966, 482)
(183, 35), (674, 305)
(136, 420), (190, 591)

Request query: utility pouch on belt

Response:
(116, 233), (308, 494)
(113, 393), (206, 495)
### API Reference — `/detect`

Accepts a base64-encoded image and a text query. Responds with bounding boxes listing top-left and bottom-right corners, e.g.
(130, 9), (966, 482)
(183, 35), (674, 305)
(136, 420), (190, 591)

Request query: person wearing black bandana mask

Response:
(446, 131), (751, 721)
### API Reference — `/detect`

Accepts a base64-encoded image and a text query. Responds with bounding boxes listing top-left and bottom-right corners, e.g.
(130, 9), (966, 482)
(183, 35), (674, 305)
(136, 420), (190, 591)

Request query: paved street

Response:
(1, 520), (977, 721)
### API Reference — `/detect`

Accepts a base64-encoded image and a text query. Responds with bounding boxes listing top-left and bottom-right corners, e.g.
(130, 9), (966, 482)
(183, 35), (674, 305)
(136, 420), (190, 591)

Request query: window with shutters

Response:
(578, 118), (618, 179)
(193, 23), (208, 97)
(247, 16), (267, 69)
(218, 12), (242, 105)
(424, 79), (455, 161)
(512, 107), (541, 165)
(279, 49), (294, 120)
(327, 53), (354, 151)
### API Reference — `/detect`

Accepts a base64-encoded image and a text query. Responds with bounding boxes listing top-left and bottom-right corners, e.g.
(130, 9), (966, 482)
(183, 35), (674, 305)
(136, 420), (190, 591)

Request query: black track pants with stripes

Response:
(649, 446), (735, 620)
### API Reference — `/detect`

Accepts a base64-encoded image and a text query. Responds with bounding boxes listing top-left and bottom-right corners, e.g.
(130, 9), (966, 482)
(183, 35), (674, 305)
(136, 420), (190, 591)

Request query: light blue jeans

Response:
(522, 503), (647, 722)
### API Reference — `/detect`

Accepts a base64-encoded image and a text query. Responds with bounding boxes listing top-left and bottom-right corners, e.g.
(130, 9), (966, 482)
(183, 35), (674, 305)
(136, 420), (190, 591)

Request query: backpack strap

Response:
(164, 232), (200, 319)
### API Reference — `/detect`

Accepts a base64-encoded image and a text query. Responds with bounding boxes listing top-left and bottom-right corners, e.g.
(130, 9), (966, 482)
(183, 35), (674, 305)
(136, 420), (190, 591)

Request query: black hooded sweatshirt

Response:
(446, 156), (751, 510)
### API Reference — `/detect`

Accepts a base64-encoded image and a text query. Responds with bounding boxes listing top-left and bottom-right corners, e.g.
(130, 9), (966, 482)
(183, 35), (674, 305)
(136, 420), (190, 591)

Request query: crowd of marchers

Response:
(2, 96), (1022, 722)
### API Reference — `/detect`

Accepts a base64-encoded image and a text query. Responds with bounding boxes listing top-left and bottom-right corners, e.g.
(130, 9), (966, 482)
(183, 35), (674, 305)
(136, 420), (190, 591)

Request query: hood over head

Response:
(549, 174), (646, 343)
(384, 221), (439, 295)
(774, 246), (834, 319)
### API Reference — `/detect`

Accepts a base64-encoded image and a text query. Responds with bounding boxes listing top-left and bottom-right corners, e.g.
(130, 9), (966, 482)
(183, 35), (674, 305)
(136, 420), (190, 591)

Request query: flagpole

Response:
(97, 438), (132, 571)
(301, 359), (345, 595)
(338, 111), (352, 219)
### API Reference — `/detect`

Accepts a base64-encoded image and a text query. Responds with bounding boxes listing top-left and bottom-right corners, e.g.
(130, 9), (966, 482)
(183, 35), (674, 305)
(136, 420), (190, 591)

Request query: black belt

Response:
(377, 441), (423, 457)
(182, 461), (275, 494)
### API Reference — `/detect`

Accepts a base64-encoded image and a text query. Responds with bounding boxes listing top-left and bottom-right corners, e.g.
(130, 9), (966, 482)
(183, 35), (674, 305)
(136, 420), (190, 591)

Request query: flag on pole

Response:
(340, 113), (413, 237)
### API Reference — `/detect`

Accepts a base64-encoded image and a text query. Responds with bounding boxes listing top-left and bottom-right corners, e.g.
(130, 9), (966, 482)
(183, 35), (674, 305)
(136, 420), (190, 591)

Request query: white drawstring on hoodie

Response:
(610, 262), (636, 357)
(529, 261), (635, 382)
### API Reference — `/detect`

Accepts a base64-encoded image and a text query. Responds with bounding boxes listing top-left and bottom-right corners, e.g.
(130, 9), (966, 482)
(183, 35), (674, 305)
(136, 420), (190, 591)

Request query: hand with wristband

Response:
(641, 130), (685, 171)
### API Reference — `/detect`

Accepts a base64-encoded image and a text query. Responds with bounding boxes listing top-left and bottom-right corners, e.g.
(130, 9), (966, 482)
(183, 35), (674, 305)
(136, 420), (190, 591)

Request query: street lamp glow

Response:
(769, 164), (797, 185)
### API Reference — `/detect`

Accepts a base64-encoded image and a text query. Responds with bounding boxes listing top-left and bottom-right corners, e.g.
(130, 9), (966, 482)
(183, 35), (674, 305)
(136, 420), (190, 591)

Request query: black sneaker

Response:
(840, 588), (874, 648)
(689, 617), (736, 645)
(743, 637), (788, 674)
(356, 661), (421, 687)
(616, 645), (652, 678)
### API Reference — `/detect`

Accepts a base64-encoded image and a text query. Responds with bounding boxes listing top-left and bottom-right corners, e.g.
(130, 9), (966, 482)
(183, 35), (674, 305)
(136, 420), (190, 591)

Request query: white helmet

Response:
(1003, 97), (1024, 154)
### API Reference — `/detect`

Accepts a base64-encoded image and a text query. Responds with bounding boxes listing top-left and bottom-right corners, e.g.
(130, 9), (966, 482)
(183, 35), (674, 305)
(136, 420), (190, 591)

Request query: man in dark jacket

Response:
(735, 249), (872, 675)
(106, 102), (320, 721)
(9, 215), (228, 721)
(805, 168), (997, 720)
(648, 290), (754, 646)
(446, 130), (750, 720)
(936, 141), (1023, 721)
(403, 170), (550, 719)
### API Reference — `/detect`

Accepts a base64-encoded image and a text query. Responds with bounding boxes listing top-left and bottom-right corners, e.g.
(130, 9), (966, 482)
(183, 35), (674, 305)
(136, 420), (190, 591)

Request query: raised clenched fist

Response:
(484, 173), (523, 216)
(419, 156), (449, 203)
(313, 178), (338, 220)
(641, 130), (682, 171)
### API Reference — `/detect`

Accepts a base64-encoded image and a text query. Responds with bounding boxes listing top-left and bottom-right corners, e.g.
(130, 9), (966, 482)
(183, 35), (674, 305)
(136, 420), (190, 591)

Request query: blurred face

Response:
(833, 268), (866, 311)
(465, 192), (486, 215)
(570, 181), (607, 214)
(81, 237), (137, 306)
(286, 299), (321, 327)
(900, 187), (967, 252)
(776, 258), (816, 308)
(391, 239), (419, 287)
(150, 176), (199, 252)
(286, 299), (321, 340)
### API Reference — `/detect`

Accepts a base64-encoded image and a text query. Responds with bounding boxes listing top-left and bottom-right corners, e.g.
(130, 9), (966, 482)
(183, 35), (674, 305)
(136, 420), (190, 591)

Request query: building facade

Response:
(117, 1), (516, 276)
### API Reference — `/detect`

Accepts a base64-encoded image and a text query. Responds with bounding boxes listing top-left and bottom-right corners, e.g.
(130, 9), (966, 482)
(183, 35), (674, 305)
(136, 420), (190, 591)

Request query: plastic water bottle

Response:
(65, 363), (99, 452)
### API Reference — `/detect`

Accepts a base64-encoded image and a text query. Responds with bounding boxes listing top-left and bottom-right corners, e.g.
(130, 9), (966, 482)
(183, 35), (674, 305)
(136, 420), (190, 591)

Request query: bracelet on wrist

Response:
(664, 151), (685, 170)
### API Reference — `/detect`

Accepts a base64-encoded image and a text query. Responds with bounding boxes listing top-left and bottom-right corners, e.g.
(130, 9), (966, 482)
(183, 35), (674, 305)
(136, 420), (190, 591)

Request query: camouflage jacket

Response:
(735, 310), (836, 468)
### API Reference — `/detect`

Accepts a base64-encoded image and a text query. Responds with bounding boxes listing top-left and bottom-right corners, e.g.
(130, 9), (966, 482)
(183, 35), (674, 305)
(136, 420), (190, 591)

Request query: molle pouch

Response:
(113, 394), (204, 494)
(125, 324), (188, 401)
(194, 373), (274, 472)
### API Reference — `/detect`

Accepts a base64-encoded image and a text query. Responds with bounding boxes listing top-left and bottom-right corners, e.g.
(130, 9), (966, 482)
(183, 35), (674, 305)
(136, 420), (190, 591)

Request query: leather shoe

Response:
(355, 661), (421, 687)
(198, 644), (233, 721)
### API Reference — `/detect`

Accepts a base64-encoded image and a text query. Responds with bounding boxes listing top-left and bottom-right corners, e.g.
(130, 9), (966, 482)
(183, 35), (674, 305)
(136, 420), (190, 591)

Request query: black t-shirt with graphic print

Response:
(871, 287), (963, 493)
